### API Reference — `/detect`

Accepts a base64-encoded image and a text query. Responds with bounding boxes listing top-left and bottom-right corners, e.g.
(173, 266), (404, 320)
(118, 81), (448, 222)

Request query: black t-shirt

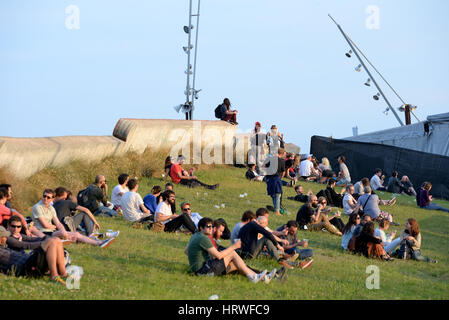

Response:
(53, 199), (77, 221)
(264, 156), (285, 177)
(296, 204), (315, 228)
(238, 221), (278, 256)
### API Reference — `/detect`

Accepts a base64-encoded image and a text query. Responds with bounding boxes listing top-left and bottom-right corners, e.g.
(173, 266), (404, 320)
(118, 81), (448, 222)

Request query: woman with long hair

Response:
(397, 218), (437, 263)
(316, 196), (345, 232)
(355, 221), (392, 261)
(164, 156), (174, 180)
(341, 213), (360, 250)
(418, 182), (449, 213)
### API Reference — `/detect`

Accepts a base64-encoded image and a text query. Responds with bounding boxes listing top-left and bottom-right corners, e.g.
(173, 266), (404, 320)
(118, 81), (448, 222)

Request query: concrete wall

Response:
(0, 119), (238, 179)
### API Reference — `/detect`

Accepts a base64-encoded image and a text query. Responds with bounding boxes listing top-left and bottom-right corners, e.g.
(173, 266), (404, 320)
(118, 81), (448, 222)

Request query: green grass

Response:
(1, 166), (449, 300)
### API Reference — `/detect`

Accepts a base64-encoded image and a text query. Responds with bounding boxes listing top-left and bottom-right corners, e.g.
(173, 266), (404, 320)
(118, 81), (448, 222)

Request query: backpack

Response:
(214, 104), (224, 119)
(77, 188), (89, 207)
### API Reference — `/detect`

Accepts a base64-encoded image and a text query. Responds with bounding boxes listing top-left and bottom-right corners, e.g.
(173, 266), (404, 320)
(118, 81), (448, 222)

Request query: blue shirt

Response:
(143, 194), (158, 214)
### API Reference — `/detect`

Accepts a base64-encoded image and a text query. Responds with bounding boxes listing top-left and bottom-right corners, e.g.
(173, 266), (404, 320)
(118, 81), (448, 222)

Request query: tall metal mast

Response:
(329, 14), (404, 126)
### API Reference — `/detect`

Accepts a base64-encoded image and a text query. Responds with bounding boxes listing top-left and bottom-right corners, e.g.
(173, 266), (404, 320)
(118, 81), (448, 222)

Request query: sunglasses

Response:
(205, 225), (213, 229)
(10, 225), (22, 229)
(43, 195), (53, 199)
(356, 217), (361, 220)
(182, 208), (191, 211)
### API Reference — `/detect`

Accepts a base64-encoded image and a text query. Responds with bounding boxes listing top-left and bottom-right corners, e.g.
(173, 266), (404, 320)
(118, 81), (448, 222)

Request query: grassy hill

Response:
(1, 163), (449, 300)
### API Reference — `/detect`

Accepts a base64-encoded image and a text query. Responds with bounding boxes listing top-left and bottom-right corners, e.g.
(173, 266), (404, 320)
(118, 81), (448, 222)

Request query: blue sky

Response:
(1, 0), (448, 152)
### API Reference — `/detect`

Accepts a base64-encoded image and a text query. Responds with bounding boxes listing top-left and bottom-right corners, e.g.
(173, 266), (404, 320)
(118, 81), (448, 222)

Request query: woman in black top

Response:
(355, 222), (391, 261)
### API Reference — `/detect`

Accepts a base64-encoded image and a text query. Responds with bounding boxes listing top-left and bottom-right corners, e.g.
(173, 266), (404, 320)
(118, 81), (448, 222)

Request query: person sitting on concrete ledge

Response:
(217, 98), (238, 125)
(170, 155), (219, 190)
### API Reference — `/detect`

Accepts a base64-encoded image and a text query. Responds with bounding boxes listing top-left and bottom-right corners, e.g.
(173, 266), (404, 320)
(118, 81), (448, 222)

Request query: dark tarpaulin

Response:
(310, 135), (449, 201)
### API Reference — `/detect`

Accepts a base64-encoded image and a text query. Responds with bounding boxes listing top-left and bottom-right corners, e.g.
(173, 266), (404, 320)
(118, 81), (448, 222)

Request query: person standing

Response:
(249, 122), (266, 170)
(264, 148), (286, 216)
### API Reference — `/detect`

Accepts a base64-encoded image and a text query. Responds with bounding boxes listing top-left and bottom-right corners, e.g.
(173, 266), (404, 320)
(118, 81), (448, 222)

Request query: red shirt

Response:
(208, 235), (218, 249)
(170, 163), (183, 184)
(0, 204), (12, 224)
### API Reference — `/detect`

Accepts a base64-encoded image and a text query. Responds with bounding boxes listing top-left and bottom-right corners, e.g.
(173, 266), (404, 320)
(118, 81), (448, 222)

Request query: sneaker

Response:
(89, 234), (102, 241)
(50, 275), (66, 286)
(105, 230), (120, 238)
(298, 258), (314, 270)
(99, 238), (115, 248)
(249, 269), (267, 283)
(287, 252), (299, 262)
(263, 268), (277, 284)
(210, 184), (219, 190)
(279, 259), (295, 270)
(274, 266), (287, 282)
(266, 205), (275, 212)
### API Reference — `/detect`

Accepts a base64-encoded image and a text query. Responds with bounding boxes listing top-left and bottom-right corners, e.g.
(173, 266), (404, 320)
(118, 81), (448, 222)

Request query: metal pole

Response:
(329, 14), (404, 127)
(185, 0), (193, 120)
(191, 0), (201, 120)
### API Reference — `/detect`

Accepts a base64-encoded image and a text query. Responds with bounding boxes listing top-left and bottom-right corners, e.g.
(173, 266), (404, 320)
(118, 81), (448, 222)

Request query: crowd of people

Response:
(1, 129), (445, 287)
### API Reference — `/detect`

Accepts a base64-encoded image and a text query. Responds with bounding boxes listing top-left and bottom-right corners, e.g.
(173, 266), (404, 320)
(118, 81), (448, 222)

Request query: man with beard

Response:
(154, 190), (197, 233)
(295, 195), (342, 236)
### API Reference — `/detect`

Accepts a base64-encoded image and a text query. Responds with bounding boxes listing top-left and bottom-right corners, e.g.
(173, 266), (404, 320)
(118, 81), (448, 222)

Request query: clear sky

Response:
(1, 0), (448, 153)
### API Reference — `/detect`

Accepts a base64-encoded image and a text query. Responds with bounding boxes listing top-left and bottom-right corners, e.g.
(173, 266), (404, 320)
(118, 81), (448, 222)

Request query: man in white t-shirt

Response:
(342, 184), (361, 215)
(370, 168), (387, 191)
(120, 178), (150, 222)
(155, 190), (197, 233)
(299, 154), (316, 180)
(111, 173), (129, 209)
(336, 156), (351, 186)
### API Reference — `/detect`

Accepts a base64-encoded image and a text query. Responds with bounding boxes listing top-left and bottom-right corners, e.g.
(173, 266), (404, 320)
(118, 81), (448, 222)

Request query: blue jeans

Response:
(412, 250), (436, 263)
(271, 193), (282, 211)
(94, 206), (118, 217)
(423, 203), (449, 213)
(285, 248), (314, 260)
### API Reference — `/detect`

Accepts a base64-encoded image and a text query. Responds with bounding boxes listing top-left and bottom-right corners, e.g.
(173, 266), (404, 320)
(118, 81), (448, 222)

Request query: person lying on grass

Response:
(287, 185), (313, 203)
(32, 189), (115, 248)
(0, 226), (68, 285)
(185, 217), (276, 283)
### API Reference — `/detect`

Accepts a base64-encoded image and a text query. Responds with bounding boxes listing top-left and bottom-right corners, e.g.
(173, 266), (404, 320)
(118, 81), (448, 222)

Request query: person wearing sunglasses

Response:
(341, 213), (361, 250)
(180, 202), (202, 228)
(185, 217), (275, 283)
(155, 190), (197, 234)
(31, 189), (115, 248)
(6, 215), (46, 253)
(0, 226), (69, 285)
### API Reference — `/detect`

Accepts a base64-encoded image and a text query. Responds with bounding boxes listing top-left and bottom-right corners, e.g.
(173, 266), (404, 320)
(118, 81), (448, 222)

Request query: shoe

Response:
(298, 258), (314, 269)
(50, 275), (66, 286)
(210, 184), (219, 190)
(89, 234), (102, 241)
(274, 266), (287, 282)
(279, 208), (289, 215)
(266, 205), (275, 212)
(249, 269), (267, 283)
(287, 252), (299, 262)
(279, 259), (295, 270)
(105, 230), (120, 238)
(99, 238), (115, 248)
(263, 268), (277, 284)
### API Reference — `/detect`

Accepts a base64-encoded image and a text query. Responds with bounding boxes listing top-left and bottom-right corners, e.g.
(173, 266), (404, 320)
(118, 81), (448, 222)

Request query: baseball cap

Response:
(255, 121), (261, 127)
(0, 226), (11, 238)
(306, 154), (313, 158)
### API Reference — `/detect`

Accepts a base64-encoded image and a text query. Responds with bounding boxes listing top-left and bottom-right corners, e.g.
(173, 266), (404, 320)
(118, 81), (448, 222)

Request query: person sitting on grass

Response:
(245, 163), (265, 182)
(6, 216), (46, 253)
(342, 184), (362, 216)
(317, 157), (335, 184)
(296, 195), (342, 236)
(164, 156), (174, 179)
(276, 220), (314, 268)
(179, 202), (202, 228)
(354, 221), (393, 261)
(82, 175), (118, 217)
(401, 175), (417, 196)
(111, 173), (129, 211)
(299, 154), (318, 182)
(143, 185), (163, 215)
(393, 218), (437, 263)
(417, 182), (449, 213)
(164, 183), (177, 213)
(353, 177), (370, 200)
(316, 196), (345, 233)
(238, 215), (297, 270)
(208, 219), (228, 251)
(341, 213), (361, 250)
(0, 187), (44, 238)
(357, 186), (397, 224)
(121, 178), (152, 223)
(170, 155), (219, 190)
(370, 168), (387, 191)
(287, 185), (313, 203)
(230, 210), (256, 244)
(336, 155), (351, 186)
(321, 179), (345, 208)
(154, 190), (197, 234)
(32, 189), (115, 248)
(185, 217), (274, 283)
(375, 219), (401, 255)
(0, 226), (69, 285)
(53, 187), (102, 237)
(352, 214), (372, 239)
(386, 171), (404, 194)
